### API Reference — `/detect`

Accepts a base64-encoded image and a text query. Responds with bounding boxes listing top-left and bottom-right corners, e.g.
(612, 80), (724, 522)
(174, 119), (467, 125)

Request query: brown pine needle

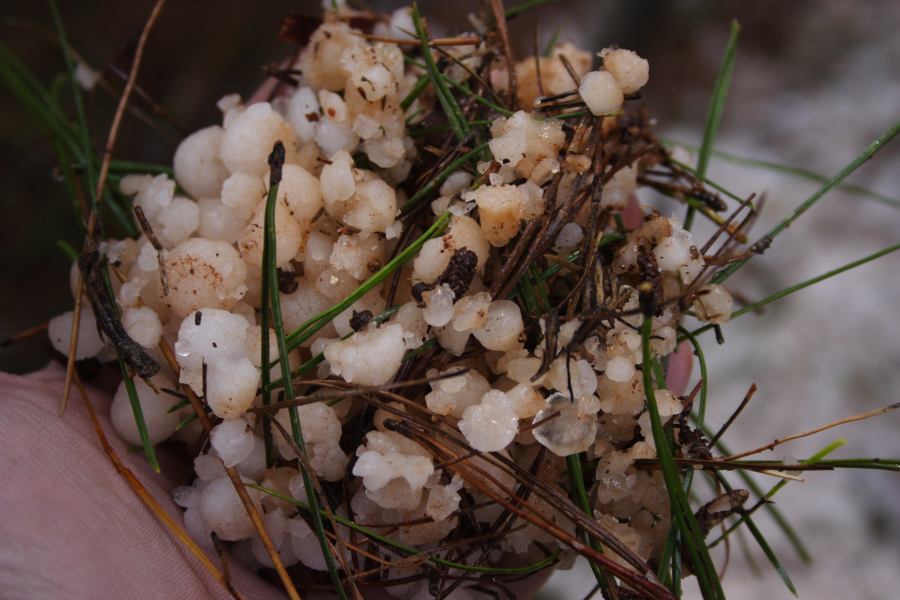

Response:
(60, 280), (85, 416)
(490, 0), (517, 109)
(723, 403), (899, 461)
(356, 32), (481, 47)
(709, 383), (757, 445)
(72, 372), (242, 600)
(1, 321), (49, 347)
(759, 470), (805, 482)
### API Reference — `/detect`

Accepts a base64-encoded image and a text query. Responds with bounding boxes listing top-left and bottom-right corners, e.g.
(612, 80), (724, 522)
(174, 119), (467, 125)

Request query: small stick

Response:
(133, 204), (169, 295)
(0, 321), (48, 348)
(723, 403), (898, 461)
(709, 383), (757, 446)
(355, 32), (481, 46)
(490, 0), (517, 109)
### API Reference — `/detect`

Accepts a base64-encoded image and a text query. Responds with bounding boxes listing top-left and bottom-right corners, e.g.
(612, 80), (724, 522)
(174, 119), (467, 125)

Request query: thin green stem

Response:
(685, 19), (740, 230)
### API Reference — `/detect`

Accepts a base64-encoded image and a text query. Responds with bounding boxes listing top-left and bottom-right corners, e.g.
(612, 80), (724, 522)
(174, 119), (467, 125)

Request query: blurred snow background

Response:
(0, 1), (897, 597)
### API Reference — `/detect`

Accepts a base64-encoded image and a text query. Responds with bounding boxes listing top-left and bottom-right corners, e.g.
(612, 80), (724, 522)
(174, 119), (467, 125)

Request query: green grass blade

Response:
(284, 212), (450, 351)
(696, 427), (811, 563)
(401, 142), (489, 212)
(685, 19), (740, 230)
(260, 144), (348, 600)
(664, 141), (900, 209)
(713, 120), (900, 284)
(505, 0), (556, 18)
(565, 453), (611, 590)
(98, 258), (160, 472)
(411, 4), (469, 143)
(709, 439), (846, 548)
(692, 242), (900, 339)
(642, 317), (725, 600)
(49, 0), (97, 207)
(714, 473), (797, 596)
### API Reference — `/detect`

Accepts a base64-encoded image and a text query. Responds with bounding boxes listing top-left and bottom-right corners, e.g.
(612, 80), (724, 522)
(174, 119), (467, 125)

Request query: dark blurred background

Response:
(1, 2), (899, 598)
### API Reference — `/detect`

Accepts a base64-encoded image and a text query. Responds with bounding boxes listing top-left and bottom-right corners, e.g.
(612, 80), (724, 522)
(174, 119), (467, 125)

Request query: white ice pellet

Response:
(286, 86), (320, 142)
(488, 111), (565, 183)
(198, 474), (263, 541)
(518, 181), (545, 219)
(220, 102), (300, 177)
(238, 197), (305, 270)
(173, 126), (230, 200)
(194, 453), (226, 481)
(532, 393), (601, 456)
(473, 300), (523, 351)
(601, 164), (638, 210)
(693, 284), (734, 324)
(353, 451), (434, 493)
(164, 238), (247, 318)
(605, 356), (636, 383)
(48, 306), (106, 359)
(412, 215), (489, 283)
(344, 177), (398, 233)
(320, 150), (356, 216)
(425, 367), (490, 417)
(394, 302), (427, 350)
(465, 183), (522, 247)
(653, 236), (691, 273)
(174, 309), (259, 419)
(288, 517), (328, 571)
(295, 21), (363, 92)
(422, 283), (455, 327)
(547, 357), (598, 399)
(600, 48), (650, 95)
(324, 324), (405, 386)
(578, 70), (624, 116)
(121, 306), (162, 349)
(439, 171), (473, 197)
(183, 507), (213, 548)
(554, 222), (584, 251)
(451, 291), (492, 332)
(172, 484), (200, 509)
(329, 232), (384, 281)
(210, 418), (256, 467)
(435, 323), (470, 356)
(459, 390), (518, 452)
(274, 164), (323, 225)
(221, 172), (265, 220)
(109, 375), (180, 445)
(315, 118), (359, 158)
(506, 383), (546, 419)
(191, 200), (230, 242)
(425, 475), (463, 522)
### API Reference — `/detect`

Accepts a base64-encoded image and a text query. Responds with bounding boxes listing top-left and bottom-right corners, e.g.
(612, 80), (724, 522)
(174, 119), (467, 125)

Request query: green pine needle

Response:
(642, 317), (725, 600)
(685, 19), (740, 230)
(259, 144), (349, 599)
(284, 212), (450, 351)
(411, 4), (469, 144)
(713, 120), (900, 284)
(692, 241), (900, 339)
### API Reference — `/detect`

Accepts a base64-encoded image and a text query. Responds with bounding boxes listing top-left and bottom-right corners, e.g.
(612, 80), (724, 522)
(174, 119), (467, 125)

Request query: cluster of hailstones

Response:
(47, 6), (734, 588)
